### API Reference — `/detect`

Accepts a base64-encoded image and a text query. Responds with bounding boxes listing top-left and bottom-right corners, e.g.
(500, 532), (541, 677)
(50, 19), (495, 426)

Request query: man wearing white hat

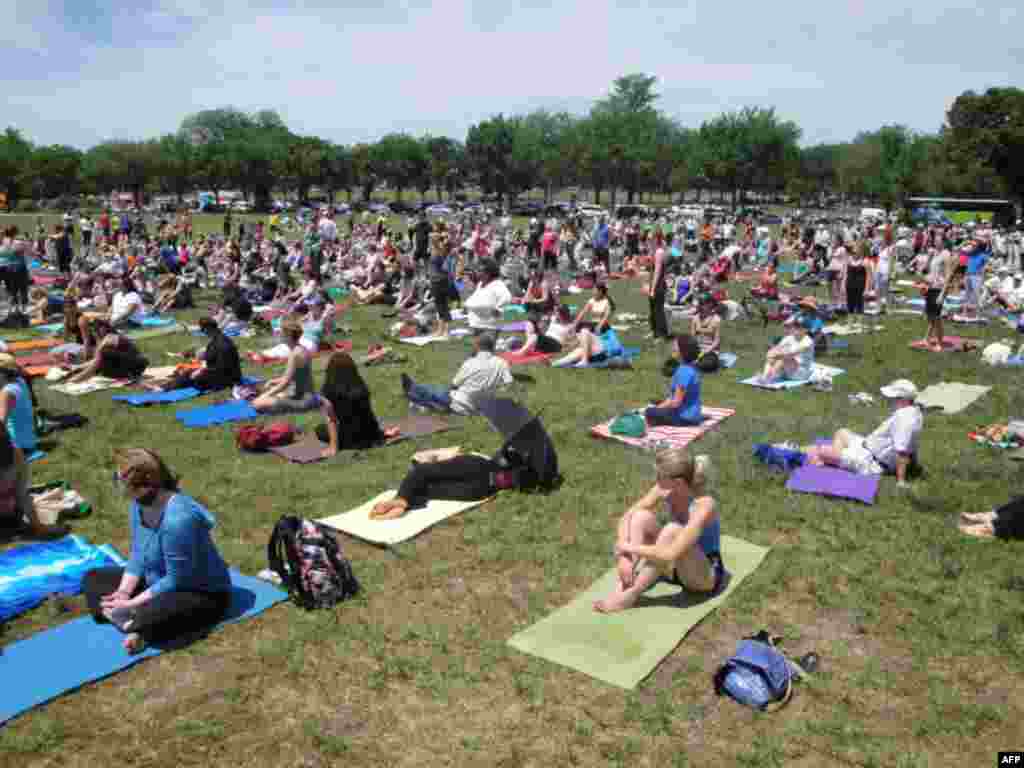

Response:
(803, 379), (922, 487)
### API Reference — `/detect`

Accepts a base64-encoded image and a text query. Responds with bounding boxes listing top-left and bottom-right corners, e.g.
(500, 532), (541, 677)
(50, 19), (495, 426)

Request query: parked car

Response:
(615, 204), (650, 219)
(389, 201), (418, 214)
(509, 200), (544, 216)
(425, 204), (454, 217)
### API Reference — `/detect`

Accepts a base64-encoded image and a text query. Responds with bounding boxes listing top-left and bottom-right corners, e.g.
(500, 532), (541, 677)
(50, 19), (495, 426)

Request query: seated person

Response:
(77, 275), (146, 349)
(401, 333), (513, 414)
(594, 448), (723, 612)
(690, 294), (722, 372)
(551, 324), (624, 368)
(68, 318), (149, 383)
(645, 335), (703, 427)
(0, 429), (66, 539)
(802, 380), (922, 485)
(754, 314), (815, 385)
(573, 282), (614, 334)
(252, 317), (319, 414)
(750, 264), (779, 299)
(154, 274), (193, 313)
(316, 351), (400, 457)
(960, 497), (1024, 540)
(522, 269), (553, 314)
(27, 286), (61, 324)
(151, 318), (242, 393)
(83, 449), (232, 654)
(0, 355), (37, 454)
(519, 310), (564, 355)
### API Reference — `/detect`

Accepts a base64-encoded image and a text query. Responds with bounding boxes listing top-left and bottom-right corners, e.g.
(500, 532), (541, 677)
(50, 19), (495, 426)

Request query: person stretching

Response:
(82, 449), (232, 654)
(316, 351), (400, 458)
(401, 333), (512, 415)
(594, 449), (723, 612)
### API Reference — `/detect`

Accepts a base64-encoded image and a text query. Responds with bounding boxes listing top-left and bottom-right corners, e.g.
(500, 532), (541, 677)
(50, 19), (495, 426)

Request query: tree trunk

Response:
(594, 186), (602, 205)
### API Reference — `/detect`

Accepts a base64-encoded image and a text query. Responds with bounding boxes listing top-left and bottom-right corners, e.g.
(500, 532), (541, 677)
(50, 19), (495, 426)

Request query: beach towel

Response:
(740, 364), (845, 390)
(909, 336), (977, 352)
(318, 490), (491, 546)
(175, 400), (259, 428)
(269, 414), (453, 463)
(0, 570), (286, 726)
(30, 323), (65, 336)
(0, 535), (124, 623)
(916, 382), (991, 415)
(506, 535), (769, 689)
(51, 377), (132, 396)
(786, 465), (880, 504)
(13, 351), (57, 368)
(590, 406), (735, 451)
(499, 350), (555, 366)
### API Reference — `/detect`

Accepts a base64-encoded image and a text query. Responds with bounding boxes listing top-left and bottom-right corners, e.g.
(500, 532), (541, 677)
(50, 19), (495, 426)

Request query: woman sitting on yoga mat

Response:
(689, 294), (722, 373)
(754, 314), (814, 385)
(573, 282), (614, 334)
(522, 268), (553, 315)
(0, 354), (37, 454)
(316, 351), (400, 458)
(150, 318), (242, 393)
(83, 449), (232, 654)
(594, 448), (723, 613)
(0, 429), (65, 539)
(550, 324), (622, 368)
(67, 318), (149, 383)
(252, 316), (319, 414)
(519, 310), (565, 355)
(645, 335), (703, 427)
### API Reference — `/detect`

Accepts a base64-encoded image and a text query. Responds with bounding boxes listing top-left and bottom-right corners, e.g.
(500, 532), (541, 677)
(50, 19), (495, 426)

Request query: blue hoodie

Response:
(125, 494), (232, 596)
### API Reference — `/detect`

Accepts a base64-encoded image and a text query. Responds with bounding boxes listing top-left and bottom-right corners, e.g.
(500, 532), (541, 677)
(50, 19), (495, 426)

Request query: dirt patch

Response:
(506, 577), (531, 613)
(321, 705), (366, 739)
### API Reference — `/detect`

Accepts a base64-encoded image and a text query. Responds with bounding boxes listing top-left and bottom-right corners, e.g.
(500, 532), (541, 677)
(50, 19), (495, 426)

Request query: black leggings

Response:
(994, 497), (1024, 540)
(397, 455), (498, 509)
(431, 278), (451, 322)
(649, 284), (668, 338)
(83, 567), (230, 643)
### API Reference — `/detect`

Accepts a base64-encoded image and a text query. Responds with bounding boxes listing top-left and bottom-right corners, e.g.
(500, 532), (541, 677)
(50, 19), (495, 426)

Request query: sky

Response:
(1, 0), (1020, 149)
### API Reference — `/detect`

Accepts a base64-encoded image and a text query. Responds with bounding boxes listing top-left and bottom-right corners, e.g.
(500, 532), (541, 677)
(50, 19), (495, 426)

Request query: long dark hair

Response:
(321, 351), (369, 401)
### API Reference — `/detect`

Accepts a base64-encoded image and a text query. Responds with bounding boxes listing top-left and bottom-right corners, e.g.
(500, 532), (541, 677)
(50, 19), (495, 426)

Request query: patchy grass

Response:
(0, 214), (1020, 766)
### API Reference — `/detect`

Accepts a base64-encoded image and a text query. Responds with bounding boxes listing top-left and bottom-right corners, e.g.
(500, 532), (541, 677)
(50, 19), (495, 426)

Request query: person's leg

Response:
(397, 455), (496, 506)
(653, 286), (668, 338)
(644, 406), (678, 426)
(82, 567), (127, 620)
(129, 589), (230, 644)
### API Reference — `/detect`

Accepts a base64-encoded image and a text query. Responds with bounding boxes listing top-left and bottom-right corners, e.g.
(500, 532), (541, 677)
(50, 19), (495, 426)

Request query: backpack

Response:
(713, 632), (795, 711)
(236, 422), (297, 452)
(268, 516), (359, 609)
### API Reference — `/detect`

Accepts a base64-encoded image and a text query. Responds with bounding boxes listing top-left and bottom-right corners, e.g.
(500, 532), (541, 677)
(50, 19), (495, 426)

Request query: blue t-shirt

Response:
(667, 364), (702, 426)
(4, 378), (37, 453)
(966, 249), (990, 275)
(799, 314), (824, 336)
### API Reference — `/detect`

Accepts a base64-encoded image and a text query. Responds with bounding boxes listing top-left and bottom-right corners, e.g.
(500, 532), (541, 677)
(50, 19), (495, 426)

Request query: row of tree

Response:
(0, 76), (1021, 212)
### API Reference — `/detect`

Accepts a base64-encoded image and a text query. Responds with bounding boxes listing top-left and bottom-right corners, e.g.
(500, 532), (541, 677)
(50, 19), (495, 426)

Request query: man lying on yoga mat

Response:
(82, 449), (232, 654)
(0, 429), (66, 539)
(317, 351), (400, 458)
(594, 448), (723, 613)
(801, 379), (922, 486)
(645, 335), (703, 427)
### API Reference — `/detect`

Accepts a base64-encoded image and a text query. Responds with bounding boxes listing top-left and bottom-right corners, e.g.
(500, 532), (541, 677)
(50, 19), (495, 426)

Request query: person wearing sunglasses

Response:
(81, 449), (232, 654)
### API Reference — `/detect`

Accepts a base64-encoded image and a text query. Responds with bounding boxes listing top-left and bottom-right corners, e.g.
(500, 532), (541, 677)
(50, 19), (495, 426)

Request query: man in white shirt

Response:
(400, 333), (513, 415)
(318, 211), (337, 244)
(804, 380), (922, 486)
(464, 260), (511, 332)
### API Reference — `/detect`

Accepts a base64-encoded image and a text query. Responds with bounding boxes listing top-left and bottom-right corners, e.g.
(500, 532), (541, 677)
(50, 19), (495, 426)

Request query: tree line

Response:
(0, 75), (1020, 212)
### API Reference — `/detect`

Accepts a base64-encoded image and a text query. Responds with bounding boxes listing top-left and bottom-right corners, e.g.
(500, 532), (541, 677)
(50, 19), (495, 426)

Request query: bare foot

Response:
(123, 633), (146, 654)
(958, 522), (996, 539)
(593, 587), (639, 613)
(960, 511), (995, 524)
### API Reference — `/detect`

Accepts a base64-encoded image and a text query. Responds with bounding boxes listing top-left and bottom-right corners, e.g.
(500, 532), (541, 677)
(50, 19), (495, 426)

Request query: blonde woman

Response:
(594, 449), (723, 613)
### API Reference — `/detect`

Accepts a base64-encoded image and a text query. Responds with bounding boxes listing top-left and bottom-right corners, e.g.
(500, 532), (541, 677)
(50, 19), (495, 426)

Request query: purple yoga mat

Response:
(786, 465), (879, 505)
(498, 321), (530, 333)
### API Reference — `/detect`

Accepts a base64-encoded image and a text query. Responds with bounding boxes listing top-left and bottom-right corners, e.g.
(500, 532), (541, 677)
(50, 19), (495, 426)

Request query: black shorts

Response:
(924, 288), (943, 320)
(667, 552), (725, 593)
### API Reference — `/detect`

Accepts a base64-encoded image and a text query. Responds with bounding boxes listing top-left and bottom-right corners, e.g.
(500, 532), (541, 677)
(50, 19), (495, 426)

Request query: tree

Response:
(28, 144), (82, 201)
(285, 136), (331, 203)
(81, 141), (160, 206)
(466, 115), (516, 205)
(155, 134), (196, 203)
(944, 87), (1024, 202)
(0, 128), (33, 209)
(350, 143), (376, 201)
(596, 73), (659, 115)
(423, 136), (463, 201)
(370, 134), (428, 202)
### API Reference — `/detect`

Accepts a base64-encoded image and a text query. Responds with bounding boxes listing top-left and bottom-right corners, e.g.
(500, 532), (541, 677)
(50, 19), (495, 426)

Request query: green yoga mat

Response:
(507, 535), (769, 689)
(125, 325), (183, 341)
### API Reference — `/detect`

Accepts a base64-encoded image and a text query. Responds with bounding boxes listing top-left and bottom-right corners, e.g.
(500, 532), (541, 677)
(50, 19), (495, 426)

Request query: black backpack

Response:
(268, 516), (359, 610)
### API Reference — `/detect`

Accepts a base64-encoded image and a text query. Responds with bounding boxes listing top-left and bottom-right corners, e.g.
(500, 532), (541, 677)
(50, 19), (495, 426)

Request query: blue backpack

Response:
(714, 632), (795, 711)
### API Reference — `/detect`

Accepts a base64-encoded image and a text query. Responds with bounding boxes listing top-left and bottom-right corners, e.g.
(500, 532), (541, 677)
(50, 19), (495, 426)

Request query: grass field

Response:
(1, 214), (1021, 767)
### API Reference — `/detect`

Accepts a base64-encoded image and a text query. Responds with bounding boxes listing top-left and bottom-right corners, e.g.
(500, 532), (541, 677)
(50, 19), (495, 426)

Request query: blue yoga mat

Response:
(0, 570), (286, 725)
(35, 323), (64, 335)
(113, 388), (202, 406)
(0, 535), (125, 623)
(175, 400), (259, 428)
(582, 347), (641, 369)
(26, 449), (46, 464)
(133, 316), (177, 328)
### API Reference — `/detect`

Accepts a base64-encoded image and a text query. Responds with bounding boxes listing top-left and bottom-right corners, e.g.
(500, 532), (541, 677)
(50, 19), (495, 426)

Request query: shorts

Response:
(924, 288), (943, 320)
(667, 552), (725, 593)
(838, 436), (885, 476)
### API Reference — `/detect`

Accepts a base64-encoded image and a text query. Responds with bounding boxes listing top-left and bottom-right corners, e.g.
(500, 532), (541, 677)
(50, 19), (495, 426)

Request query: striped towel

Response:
(590, 406), (735, 450)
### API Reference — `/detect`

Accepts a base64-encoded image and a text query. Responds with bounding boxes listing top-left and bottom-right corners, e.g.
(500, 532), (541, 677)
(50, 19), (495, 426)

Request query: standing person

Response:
(50, 224), (73, 276)
(964, 238), (991, 318)
(648, 238), (669, 340)
(827, 234), (847, 305)
(0, 227), (31, 313)
(844, 242), (868, 315)
(82, 449), (233, 654)
(414, 213), (430, 271)
(527, 218), (542, 266)
(80, 213), (93, 257)
(429, 220), (452, 338)
(919, 243), (953, 352)
(875, 239), (893, 314)
(223, 207), (233, 239)
(592, 215), (611, 272)
(99, 209), (111, 241)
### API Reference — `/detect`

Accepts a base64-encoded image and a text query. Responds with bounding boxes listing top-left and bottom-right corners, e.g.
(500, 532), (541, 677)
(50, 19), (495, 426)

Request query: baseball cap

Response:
(880, 379), (918, 400)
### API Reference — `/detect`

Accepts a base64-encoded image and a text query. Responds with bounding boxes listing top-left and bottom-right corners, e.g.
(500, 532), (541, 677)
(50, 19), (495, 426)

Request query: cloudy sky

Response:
(2, 0), (1019, 149)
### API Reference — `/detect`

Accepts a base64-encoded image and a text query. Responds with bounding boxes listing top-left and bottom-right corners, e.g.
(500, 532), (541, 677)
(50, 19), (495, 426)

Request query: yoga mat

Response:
(6, 338), (61, 353)
(318, 490), (490, 545)
(499, 350), (555, 366)
(498, 321), (530, 333)
(591, 406), (735, 451)
(112, 388), (202, 406)
(916, 382), (991, 415)
(786, 465), (880, 504)
(0, 570), (286, 725)
(573, 347), (641, 370)
(740, 364), (845, 390)
(26, 449), (46, 464)
(718, 352), (737, 369)
(0, 535), (124, 623)
(51, 377), (132, 396)
(909, 336), (976, 353)
(13, 351), (57, 367)
(399, 335), (450, 347)
(175, 400), (259, 428)
(132, 316), (177, 328)
(951, 314), (990, 325)
(124, 325), (182, 342)
(507, 535), (769, 689)
(271, 415), (453, 463)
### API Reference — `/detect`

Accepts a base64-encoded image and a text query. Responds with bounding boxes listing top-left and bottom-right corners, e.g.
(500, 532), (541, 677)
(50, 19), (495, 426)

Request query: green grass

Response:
(0, 213), (1020, 766)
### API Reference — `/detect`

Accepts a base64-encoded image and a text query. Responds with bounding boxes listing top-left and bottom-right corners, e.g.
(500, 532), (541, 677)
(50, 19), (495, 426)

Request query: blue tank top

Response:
(4, 378), (37, 453)
(666, 498), (721, 556)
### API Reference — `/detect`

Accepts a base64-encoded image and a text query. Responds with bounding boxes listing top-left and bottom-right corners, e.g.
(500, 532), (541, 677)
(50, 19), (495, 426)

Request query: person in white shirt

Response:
(803, 380), (922, 486)
(875, 243), (893, 312)
(318, 213), (337, 245)
(464, 260), (511, 333)
(400, 333), (513, 415)
(755, 319), (814, 385)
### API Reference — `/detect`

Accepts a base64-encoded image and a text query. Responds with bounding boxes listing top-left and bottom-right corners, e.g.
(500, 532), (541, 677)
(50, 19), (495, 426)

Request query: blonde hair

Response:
(655, 448), (712, 495)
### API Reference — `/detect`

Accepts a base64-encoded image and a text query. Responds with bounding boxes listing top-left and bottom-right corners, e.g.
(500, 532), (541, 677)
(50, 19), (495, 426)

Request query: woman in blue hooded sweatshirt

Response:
(82, 449), (232, 654)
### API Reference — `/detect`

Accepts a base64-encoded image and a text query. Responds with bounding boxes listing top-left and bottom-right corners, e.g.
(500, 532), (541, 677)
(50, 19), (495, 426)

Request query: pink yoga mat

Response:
(498, 350), (555, 366)
(909, 336), (975, 352)
(590, 407), (735, 450)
